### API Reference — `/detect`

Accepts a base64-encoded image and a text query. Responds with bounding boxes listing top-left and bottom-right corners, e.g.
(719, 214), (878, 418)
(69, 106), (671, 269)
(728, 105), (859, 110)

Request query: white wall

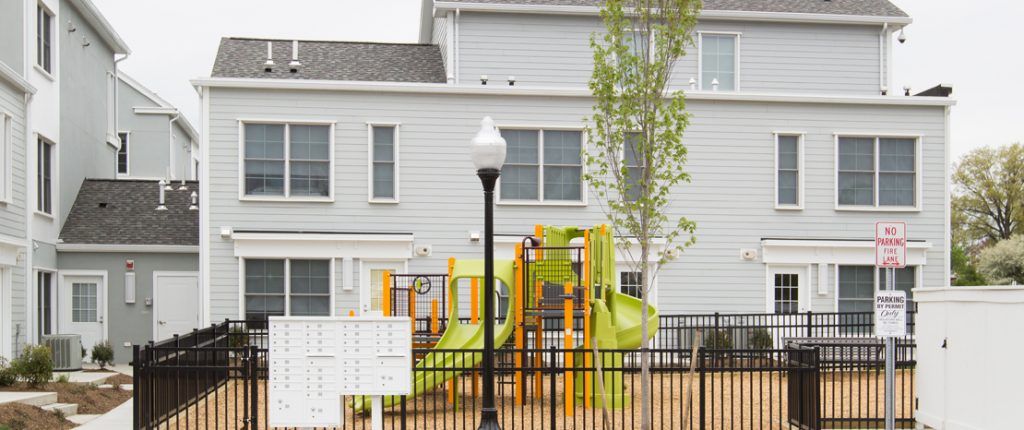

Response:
(914, 286), (1024, 430)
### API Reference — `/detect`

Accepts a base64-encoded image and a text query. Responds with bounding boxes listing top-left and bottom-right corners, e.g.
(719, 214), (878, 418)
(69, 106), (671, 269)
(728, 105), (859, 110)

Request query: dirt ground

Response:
(162, 370), (913, 430)
(0, 403), (75, 430)
(0, 374), (133, 415)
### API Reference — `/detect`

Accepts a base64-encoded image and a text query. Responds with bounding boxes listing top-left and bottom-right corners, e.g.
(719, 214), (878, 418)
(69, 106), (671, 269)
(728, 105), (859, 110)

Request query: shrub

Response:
(749, 329), (774, 350)
(91, 341), (114, 369)
(13, 345), (53, 386)
(703, 329), (733, 350)
(0, 357), (17, 386)
(228, 326), (250, 350)
(54, 373), (70, 384)
(978, 235), (1024, 285)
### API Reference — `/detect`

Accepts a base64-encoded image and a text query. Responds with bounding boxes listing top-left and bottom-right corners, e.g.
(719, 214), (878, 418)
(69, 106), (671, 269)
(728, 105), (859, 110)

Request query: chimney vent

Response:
(264, 41), (275, 72)
(189, 191), (199, 211)
(156, 180), (168, 211)
(289, 40), (302, 73)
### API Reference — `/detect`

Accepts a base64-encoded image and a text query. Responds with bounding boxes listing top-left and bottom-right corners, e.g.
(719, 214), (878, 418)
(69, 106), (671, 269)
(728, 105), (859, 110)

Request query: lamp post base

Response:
(478, 408), (501, 430)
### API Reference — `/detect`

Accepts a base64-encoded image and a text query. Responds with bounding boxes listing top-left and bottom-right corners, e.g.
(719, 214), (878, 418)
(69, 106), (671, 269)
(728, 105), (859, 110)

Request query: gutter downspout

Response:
(22, 91), (33, 349)
(879, 23), (887, 94)
(169, 112), (180, 181)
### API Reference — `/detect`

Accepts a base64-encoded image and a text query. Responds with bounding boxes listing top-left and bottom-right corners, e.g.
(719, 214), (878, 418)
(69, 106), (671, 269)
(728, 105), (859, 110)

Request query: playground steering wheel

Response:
(412, 276), (432, 294)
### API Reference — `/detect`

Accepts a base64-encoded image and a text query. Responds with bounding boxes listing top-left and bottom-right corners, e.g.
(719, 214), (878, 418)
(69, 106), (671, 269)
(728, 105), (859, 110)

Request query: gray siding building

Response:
(193, 0), (951, 329)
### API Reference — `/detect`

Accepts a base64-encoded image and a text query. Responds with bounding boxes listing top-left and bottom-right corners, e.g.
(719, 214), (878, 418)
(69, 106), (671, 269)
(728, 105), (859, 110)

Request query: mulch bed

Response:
(0, 373), (133, 415)
(0, 403), (75, 430)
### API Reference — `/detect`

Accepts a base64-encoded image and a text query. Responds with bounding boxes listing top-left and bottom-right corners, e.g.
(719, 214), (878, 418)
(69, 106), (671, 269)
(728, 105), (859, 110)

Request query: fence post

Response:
(550, 346), (557, 430)
(807, 311), (814, 337)
(698, 346), (706, 430)
(145, 343), (154, 430)
(249, 345), (260, 429)
(132, 345), (140, 430)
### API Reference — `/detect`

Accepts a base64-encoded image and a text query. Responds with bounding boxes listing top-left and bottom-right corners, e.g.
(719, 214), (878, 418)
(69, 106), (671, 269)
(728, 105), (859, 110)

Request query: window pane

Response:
(778, 170), (798, 205)
(838, 172), (874, 206)
(543, 131), (581, 165)
(372, 126), (395, 162)
(500, 165), (539, 200)
(117, 133), (129, 174)
(290, 125), (330, 160)
(290, 260), (330, 295)
(624, 133), (644, 202)
(838, 138), (875, 171)
(879, 173), (915, 206)
(502, 130), (539, 164)
(71, 283), (98, 323)
(289, 161), (330, 197)
(244, 124), (286, 196)
(838, 266), (874, 299)
(373, 162), (395, 199)
(879, 139), (915, 172)
(246, 260), (285, 294)
(543, 166), (582, 201)
(620, 271), (642, 298)
(778, 136), (799, 170)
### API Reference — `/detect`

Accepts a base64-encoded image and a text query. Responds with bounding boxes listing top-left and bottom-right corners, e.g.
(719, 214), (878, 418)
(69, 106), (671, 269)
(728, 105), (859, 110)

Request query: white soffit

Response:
(232, 232), (414, 260)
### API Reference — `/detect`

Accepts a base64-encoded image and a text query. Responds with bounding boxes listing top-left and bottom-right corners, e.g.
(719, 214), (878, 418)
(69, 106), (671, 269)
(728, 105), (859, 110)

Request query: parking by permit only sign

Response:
(874, 291), (907, 337)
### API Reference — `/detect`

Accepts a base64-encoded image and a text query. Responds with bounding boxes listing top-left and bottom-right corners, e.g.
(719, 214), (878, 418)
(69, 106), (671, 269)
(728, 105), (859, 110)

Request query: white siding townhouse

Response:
(192, 0), (954, 328)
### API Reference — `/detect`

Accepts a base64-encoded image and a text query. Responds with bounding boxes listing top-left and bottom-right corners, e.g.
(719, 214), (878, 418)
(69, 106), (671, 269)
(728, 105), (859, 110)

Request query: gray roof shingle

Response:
(212, 38), (448, 83)
(59, 179), (199, 247)
(439, 0), (908, 17)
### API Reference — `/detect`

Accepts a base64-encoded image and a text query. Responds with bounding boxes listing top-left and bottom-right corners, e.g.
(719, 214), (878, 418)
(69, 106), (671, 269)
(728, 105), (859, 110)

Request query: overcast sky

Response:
(92, 0), (1023, 160)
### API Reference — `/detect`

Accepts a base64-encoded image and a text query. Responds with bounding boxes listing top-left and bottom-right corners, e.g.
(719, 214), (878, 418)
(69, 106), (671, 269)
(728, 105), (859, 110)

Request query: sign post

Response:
(875, 222), (907, 430)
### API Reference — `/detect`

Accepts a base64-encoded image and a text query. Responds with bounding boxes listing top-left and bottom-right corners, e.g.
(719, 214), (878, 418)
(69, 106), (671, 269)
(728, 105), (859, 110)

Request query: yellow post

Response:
(534, 224), (544, 259)
(564, 281), (574, 416)
(382, 271), (392, 317)
(513, 244), (524, 404)
(447, 257), (455, 324)
(431, 299), (439, 335)
(534, 279), (543, 398)
(583, 230), (592, 408)
(409, 288), (417, 334)
(470, 278), (480, 324)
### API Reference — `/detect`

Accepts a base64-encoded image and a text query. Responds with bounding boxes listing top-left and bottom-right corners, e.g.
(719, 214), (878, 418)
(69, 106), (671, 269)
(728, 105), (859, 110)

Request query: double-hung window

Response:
(620, 271), (642, 299)
(775, 134), (802, 208)
(369, 125), (398, 202)
(37, 4), (53, 74)
(244, 259), (331, 324)
(623, 132), (644, 202)
(37, 137), (53, 214)
(37, 272), (54, 340)
(116, 132), (129, 175)
(700, 33), (739, 91)
(837, 136), (918, 209)
(838, 265), (917, 332)
(242, 122), (332, 199)
(499, 129), (584, 203)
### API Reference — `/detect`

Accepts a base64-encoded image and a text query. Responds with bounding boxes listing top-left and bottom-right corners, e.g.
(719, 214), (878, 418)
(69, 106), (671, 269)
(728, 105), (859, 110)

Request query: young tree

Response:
(584, 1), (700, 427)
(952, 143), (1024, 251)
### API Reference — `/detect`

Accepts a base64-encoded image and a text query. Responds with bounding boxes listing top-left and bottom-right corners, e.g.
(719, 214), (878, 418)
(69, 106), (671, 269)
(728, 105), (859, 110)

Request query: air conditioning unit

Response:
(42, 334), (83, 371)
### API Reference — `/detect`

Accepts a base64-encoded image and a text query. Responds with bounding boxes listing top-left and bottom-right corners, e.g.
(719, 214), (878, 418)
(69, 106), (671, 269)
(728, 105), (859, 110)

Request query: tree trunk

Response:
(639, 241), (651, 430)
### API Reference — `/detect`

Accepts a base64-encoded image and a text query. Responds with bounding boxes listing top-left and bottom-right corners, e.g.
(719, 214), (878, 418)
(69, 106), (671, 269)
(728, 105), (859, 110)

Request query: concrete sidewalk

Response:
(75, 398), (131, 429)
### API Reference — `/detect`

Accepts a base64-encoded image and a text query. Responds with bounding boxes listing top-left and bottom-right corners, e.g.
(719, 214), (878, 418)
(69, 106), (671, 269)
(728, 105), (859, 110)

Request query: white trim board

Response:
(231, 233), (414, 260)
(367, 123), (401, 204)
(191, 78), (956, 108)
(761, 239), (930, 266)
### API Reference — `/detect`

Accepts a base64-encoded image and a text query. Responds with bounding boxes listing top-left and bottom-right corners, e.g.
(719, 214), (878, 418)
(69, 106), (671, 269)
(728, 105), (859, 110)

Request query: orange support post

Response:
(564, 281), (574, 416)
(470, 278), (480, 324)
(409, 288), (417, 334)
(431, 299), (439, 335)
(513, 244), (524, 404)
(382, 271), (392, 317)
(583, 230), (592, 408)
(534, 279), (543, 398)
(534, 224), (544, 259)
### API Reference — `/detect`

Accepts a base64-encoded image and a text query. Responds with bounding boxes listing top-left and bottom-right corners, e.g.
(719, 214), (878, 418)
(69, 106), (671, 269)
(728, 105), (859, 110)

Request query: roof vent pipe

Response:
(156, 180), (168, 211)
(903, 86), (911, 96)
(289, 40), (301, 73)
(264, 41), (274, 72)
(178, 179), (187, 191)
(189, 191), (199, 211)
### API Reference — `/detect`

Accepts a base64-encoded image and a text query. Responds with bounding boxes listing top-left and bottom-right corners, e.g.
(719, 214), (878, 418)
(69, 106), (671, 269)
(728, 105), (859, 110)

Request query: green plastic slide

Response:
(352, 259), (516, 412)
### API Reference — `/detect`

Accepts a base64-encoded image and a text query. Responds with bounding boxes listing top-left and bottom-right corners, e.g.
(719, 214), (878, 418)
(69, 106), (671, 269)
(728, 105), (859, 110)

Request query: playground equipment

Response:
(354, 224), (658, 415)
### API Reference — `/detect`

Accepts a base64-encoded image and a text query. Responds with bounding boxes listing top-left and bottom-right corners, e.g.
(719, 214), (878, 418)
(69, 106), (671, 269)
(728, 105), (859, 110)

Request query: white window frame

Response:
(833, 133), (923, 212)
(116, 131), (130, 177)
(0, 112), (11, 203)
(237, 119), (336, 202)
(834, 265), (920, 312)
(773, 132), (805, 210)
(764, 264), (812, 314)
(697, 31), (742, 92)
(36, 135), (55, 217)
(35, 3), (55, 78)
(495, 125), (588, 207)
(239, 258), (336, 319)
(367, 122), (400, 204)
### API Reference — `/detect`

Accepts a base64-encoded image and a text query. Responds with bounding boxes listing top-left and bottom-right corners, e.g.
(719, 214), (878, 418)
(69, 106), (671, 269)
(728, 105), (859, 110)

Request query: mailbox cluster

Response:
(268, 316), (412, 428)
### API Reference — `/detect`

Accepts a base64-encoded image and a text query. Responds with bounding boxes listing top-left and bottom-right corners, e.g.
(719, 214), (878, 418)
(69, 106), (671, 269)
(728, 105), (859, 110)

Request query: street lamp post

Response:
(470, 117), (506, 430)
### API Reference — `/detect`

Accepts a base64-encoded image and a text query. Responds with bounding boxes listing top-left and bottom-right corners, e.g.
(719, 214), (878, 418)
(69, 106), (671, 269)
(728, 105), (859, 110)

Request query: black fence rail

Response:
(135, 312), (917, 429)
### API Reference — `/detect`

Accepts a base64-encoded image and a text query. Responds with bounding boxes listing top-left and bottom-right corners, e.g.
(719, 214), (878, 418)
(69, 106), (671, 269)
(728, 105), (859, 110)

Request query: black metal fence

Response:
(134, 312), (916, 429)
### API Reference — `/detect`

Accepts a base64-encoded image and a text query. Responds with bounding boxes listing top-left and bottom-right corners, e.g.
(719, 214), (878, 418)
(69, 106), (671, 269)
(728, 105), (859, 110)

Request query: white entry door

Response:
(767, 265), (809, 314)
(154, 272), (200, 341)
(59, 275), (105, 353)
(360, 261), (404, 316)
